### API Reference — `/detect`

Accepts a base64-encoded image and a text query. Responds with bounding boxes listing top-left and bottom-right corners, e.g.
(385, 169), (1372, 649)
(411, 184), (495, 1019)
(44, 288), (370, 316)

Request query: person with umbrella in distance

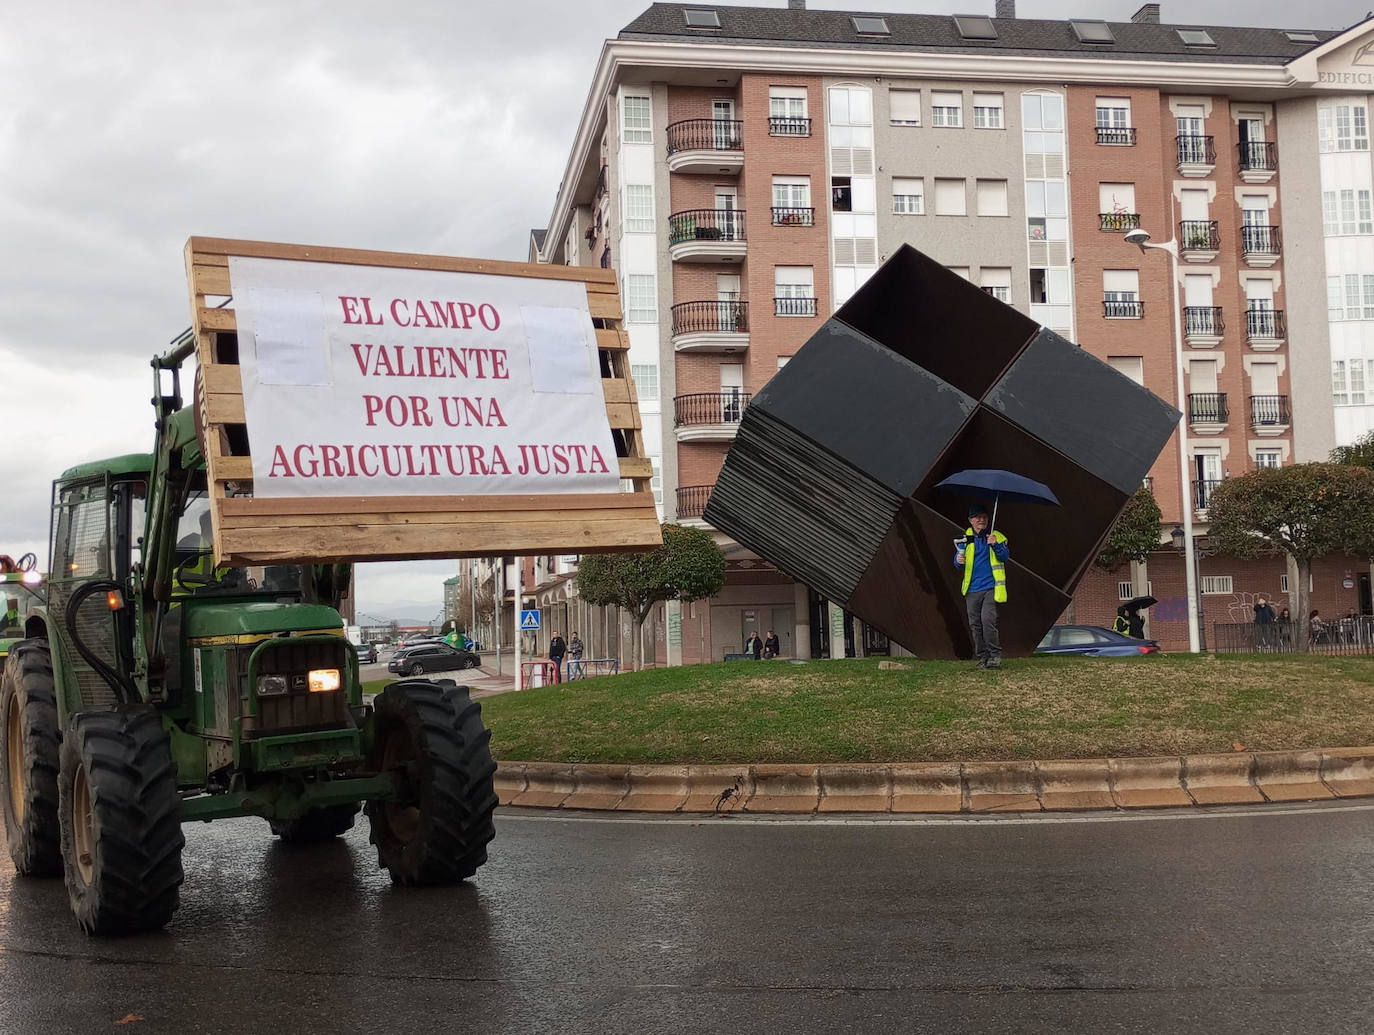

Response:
(954, 502), (1010, 669)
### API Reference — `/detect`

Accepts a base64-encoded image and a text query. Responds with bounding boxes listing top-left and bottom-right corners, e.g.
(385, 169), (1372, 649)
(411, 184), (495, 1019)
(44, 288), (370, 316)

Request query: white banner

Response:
(228, 257), (621, 498)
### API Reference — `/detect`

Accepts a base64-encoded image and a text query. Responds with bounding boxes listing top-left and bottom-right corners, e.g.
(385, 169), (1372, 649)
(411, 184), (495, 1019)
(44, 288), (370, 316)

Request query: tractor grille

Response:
(249, 637), (350, 736)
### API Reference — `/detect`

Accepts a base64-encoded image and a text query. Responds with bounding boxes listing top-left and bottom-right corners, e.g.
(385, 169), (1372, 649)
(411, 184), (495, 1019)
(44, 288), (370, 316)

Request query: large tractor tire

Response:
(59, 706), (185, 935)
(1, 640), (62, 876)
(269, 803), (360, 844)
(366, 680), (497, 885)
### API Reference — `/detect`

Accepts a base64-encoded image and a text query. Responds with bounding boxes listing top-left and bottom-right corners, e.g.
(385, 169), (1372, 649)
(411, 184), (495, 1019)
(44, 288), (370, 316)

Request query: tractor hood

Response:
(183, 601), (344, 640)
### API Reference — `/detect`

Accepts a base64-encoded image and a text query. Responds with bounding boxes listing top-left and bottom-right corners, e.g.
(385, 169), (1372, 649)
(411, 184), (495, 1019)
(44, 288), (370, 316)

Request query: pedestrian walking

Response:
(953, 502), (1010, 669)
(549, 630), (567, 682)
(567, 631), (584, 679)
(763, 629), (780, 659)
(1127, 610), (1145, 639)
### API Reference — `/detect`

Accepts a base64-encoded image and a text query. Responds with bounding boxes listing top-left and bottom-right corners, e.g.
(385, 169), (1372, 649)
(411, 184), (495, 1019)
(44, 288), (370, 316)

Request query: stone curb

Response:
(495, 748), (1374, 814)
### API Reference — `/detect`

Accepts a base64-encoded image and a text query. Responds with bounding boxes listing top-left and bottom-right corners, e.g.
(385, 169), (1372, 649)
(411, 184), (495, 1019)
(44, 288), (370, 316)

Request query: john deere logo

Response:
(291, 674), (308, 691)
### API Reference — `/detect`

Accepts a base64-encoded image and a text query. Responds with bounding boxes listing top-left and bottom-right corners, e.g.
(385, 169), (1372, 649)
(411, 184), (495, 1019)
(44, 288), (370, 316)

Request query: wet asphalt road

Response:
(4, 802), (1374, 1034)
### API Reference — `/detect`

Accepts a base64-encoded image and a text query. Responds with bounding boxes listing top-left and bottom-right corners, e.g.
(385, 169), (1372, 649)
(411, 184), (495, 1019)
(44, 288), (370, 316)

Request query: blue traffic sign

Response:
(520, 609), (541, 631)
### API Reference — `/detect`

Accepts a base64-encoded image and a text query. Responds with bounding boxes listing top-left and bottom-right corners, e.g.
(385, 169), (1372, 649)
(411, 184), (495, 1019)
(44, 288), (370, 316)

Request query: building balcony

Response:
(1099, 211), (1141, 232)
(670, 300), (749, 354)
(1103, 298), (1144, 319)
(1246, 308), (1286, 349)
(675, 484), (715, 525)
(1176, 134), (1216, 177)
(666, 118), (744, 174)
(769, 116), (812, 137)
(668, 208), (746, 263)
(1249, 394), (1291, 435)
(1241, 225), (1281, 267)
(1194, 477), (1222, 513)
(1183, 306), (1224, 347)
(1238, 140), (1278, 183)
(1179, 220), (1220, 263)
(1188, 392), (1228, 434)
(673, 391), (750, 441)
(771, 206), (815, 227)
(774, 296), (818, 317)
(1096, 126), (1136, 146)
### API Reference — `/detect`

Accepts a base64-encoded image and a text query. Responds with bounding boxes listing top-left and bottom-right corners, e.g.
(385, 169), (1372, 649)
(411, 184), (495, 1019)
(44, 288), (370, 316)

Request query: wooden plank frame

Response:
(184, 237), (661, 565)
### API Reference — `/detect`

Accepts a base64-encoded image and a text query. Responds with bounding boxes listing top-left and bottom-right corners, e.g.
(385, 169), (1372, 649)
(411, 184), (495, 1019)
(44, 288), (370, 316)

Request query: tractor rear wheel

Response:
(366, 680), (497, 885)
(1, 640), (62, 876)
(269, 803), (360, 844)
(59, 706), (185, 935)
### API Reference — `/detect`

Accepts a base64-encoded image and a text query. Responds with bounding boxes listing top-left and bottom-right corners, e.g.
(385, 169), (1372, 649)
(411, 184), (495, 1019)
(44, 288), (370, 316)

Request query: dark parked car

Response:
(1035, 625), (1161, 657)
(387, 642), (481, 676)
(355, 642), (378, 664)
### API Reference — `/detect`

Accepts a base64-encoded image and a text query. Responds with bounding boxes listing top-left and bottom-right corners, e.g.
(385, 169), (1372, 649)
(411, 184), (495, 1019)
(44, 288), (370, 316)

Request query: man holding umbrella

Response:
(955, 502), (1010, 669)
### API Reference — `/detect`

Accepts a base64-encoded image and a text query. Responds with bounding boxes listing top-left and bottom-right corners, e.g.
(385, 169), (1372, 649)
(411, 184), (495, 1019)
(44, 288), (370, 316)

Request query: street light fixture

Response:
(1125, 226), (1202, 652)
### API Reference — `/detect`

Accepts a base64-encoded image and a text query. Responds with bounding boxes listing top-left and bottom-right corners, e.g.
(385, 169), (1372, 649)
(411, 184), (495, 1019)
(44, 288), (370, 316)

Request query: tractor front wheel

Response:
(269, 803), (360, 844)
(1, 640), (61, 876)
(59, 706), (185, 935)
(366, 680), (497, 885)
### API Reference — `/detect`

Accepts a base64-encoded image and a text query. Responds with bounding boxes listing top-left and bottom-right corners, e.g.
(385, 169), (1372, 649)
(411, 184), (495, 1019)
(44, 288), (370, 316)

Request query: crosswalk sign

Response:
(520, 609), (541, 631)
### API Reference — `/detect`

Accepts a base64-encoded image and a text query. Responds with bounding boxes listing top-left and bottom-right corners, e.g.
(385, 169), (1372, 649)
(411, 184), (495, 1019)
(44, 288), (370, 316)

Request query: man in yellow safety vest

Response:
(954, 502), (1010, 669)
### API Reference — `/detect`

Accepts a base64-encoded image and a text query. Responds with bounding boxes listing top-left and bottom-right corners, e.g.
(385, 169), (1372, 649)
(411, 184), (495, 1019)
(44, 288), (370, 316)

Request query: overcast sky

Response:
(2, 0), (1368, 620)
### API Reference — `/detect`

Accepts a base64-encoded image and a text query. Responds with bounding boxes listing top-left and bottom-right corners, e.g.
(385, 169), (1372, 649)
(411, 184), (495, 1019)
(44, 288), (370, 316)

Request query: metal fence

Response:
(1212, 620), (1374, 655)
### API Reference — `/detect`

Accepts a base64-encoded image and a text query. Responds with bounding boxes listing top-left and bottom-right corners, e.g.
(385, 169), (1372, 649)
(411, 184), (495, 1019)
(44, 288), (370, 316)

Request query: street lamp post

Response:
(1125, 226), (1202, 653)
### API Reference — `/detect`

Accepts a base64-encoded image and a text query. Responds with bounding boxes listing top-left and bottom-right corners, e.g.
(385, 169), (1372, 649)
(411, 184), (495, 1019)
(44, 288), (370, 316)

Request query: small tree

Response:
(1331, 430), (1374, 470)
(1094, 486), (1163, 571)
(1206, 463), (1374, 651)
(456, 582), (496, 643)
(575, 523), (725, 671)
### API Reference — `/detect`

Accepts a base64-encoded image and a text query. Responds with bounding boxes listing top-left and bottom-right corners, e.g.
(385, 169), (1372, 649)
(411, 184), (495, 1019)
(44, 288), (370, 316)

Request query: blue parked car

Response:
(1035, 625), (1161, 657)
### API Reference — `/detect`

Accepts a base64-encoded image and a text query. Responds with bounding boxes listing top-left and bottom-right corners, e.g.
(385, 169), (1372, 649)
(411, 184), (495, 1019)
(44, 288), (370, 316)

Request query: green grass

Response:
(365, 655), (1374, 764)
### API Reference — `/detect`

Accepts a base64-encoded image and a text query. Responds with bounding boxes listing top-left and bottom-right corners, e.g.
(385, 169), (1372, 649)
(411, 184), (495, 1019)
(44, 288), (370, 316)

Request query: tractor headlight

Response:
(308, 668), (341, 693)
(257, 675), (288, 697)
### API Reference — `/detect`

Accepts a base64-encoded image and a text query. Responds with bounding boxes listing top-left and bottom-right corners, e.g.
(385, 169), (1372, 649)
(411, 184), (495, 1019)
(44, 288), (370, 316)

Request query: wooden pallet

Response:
(184, 236), (661, 565)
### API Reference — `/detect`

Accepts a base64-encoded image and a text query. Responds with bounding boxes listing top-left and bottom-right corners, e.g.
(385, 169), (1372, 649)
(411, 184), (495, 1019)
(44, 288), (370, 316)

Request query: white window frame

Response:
(1118, 580), (1153, 600)
(772, 175), (811, 210)
(976, 179), (1008, 217)
(774, 266), (815, 315)
(625, 274), (657, 324)
(650, 457), (663, 506)
(624, 184), (654, 233)
(972, 92), (1004, 129)
(622, 95), (652, 144)
(1256, 449), (1283, 470)
(769, 87), (808, 118)
(1279, 573), (1313, 592)
(631, 362), (659, 402)
(1095, 97), (1131, 129)
(1199, 575), (1234, 595)
(980, 267), (1011, 302)
(933, 178), (966, 216)
(931, 91), (962, 128)
(892, 177), (924, 214)
(890, 89), (921, 126)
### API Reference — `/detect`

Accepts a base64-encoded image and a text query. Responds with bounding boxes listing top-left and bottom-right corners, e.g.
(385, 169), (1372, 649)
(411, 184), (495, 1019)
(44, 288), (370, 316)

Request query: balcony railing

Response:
(666, 118), (744, 154)
(1241, 224), (1282, 256)
(674, 391), (751, 427)
(676, 484), (714, 520)
(1103, 298), (1144, 319)
(1193, 477), (1222, 510)
(771, 206), (815, 226)
(1184, 306), (1224, 337)
(1179, 220), (1220, 251)
(1239, 140), (1277, 172)
(769, 116), (812, 137)
(1099, 212), (1141, 232)
(670, 300), (748, 336)
(1250, 394), (1291, 427)
(1176, 134), (1216, 166)
(1246, 308), (1286, 340)
(1188, 392), (1228, 425)
(1096, 126), (1136, 146)
(774, 296), (818, 317)
(669, 208), (746, 245)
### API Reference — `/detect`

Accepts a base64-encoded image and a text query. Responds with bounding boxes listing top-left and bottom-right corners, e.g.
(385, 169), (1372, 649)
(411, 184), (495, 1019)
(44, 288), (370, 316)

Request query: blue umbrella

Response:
(934, 468), (1059, 530)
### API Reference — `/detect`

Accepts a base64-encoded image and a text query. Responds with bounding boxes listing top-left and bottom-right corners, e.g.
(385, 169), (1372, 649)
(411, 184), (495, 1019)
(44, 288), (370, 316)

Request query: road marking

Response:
(498, 799), (1374, 828)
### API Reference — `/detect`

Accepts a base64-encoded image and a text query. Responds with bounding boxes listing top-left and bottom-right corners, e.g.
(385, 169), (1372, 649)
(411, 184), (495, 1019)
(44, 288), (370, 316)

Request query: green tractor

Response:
(0, 335), (497, 934)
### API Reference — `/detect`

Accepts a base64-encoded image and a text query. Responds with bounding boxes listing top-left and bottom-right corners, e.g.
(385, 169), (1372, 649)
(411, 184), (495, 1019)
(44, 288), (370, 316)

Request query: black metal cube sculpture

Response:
(704, 244), (1180, 659)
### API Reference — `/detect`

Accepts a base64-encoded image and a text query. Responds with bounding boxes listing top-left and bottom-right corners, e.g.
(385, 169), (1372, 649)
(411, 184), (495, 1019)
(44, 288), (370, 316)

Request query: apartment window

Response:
(1256, 450), (1282, 469)
(931, 91), (962, 128)
(684, 9), (721, 27)
(948, 267), (971, 280)
(1200, 575), (1234, 595)
(769, 88), (809, 135)
(890, 89), (921, 126)
(1334, 360), (1349, 405)
(624, 184), (654, 233)
(852, 15), (890, 35)
(1320, 103), (1370, 152)
(1096, 98), (1130, 129)
(775, 266), (815, 316)
(1103, 270), (1141, 318)
(972, 93), (1004, 129)
(625, 274), (657, 323)
(933, 178), (966, 215)
(1336, 274), (1374, 319)
(980, 267), (1011, 302)
(1022, 92), (1065, 154)
(777, 356), (791, 369)
(892, 177), (924, 213)
(1353, 359), (1368, 404)
(976, 179), (1008, 216)
(1025, 180), (1066, 241)
(1117, 580), (1152, 600)
(622, 95), (651, 143)
(1322, 189), (1373, 235)
(1107, 356), (1145, 385)
(631, 362), (659, 402)
(650, 457), (663, 506)
(772, 176), (811, 209)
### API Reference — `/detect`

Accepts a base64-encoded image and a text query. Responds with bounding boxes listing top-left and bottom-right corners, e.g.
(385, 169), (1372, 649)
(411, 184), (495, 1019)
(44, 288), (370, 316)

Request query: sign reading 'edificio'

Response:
(229, 257), (620, 498)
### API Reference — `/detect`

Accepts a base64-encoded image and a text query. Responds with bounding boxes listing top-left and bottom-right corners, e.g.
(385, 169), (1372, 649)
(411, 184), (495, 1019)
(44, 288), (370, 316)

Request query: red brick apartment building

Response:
(525, 0), (1374, 662)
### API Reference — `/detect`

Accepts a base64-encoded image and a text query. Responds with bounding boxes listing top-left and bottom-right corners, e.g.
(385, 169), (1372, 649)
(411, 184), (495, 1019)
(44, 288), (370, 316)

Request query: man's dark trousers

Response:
(966, 589), (1001, 665)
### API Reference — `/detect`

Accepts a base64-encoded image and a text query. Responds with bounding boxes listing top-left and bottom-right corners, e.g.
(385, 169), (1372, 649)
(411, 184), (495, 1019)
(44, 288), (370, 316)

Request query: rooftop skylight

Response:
(954, 15), (998, 40)
(1071, 20), (1115, 44)
(684, 9), (721, 28)
(1177, 28), (1217, 47)
(852, 16), (890, 35)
